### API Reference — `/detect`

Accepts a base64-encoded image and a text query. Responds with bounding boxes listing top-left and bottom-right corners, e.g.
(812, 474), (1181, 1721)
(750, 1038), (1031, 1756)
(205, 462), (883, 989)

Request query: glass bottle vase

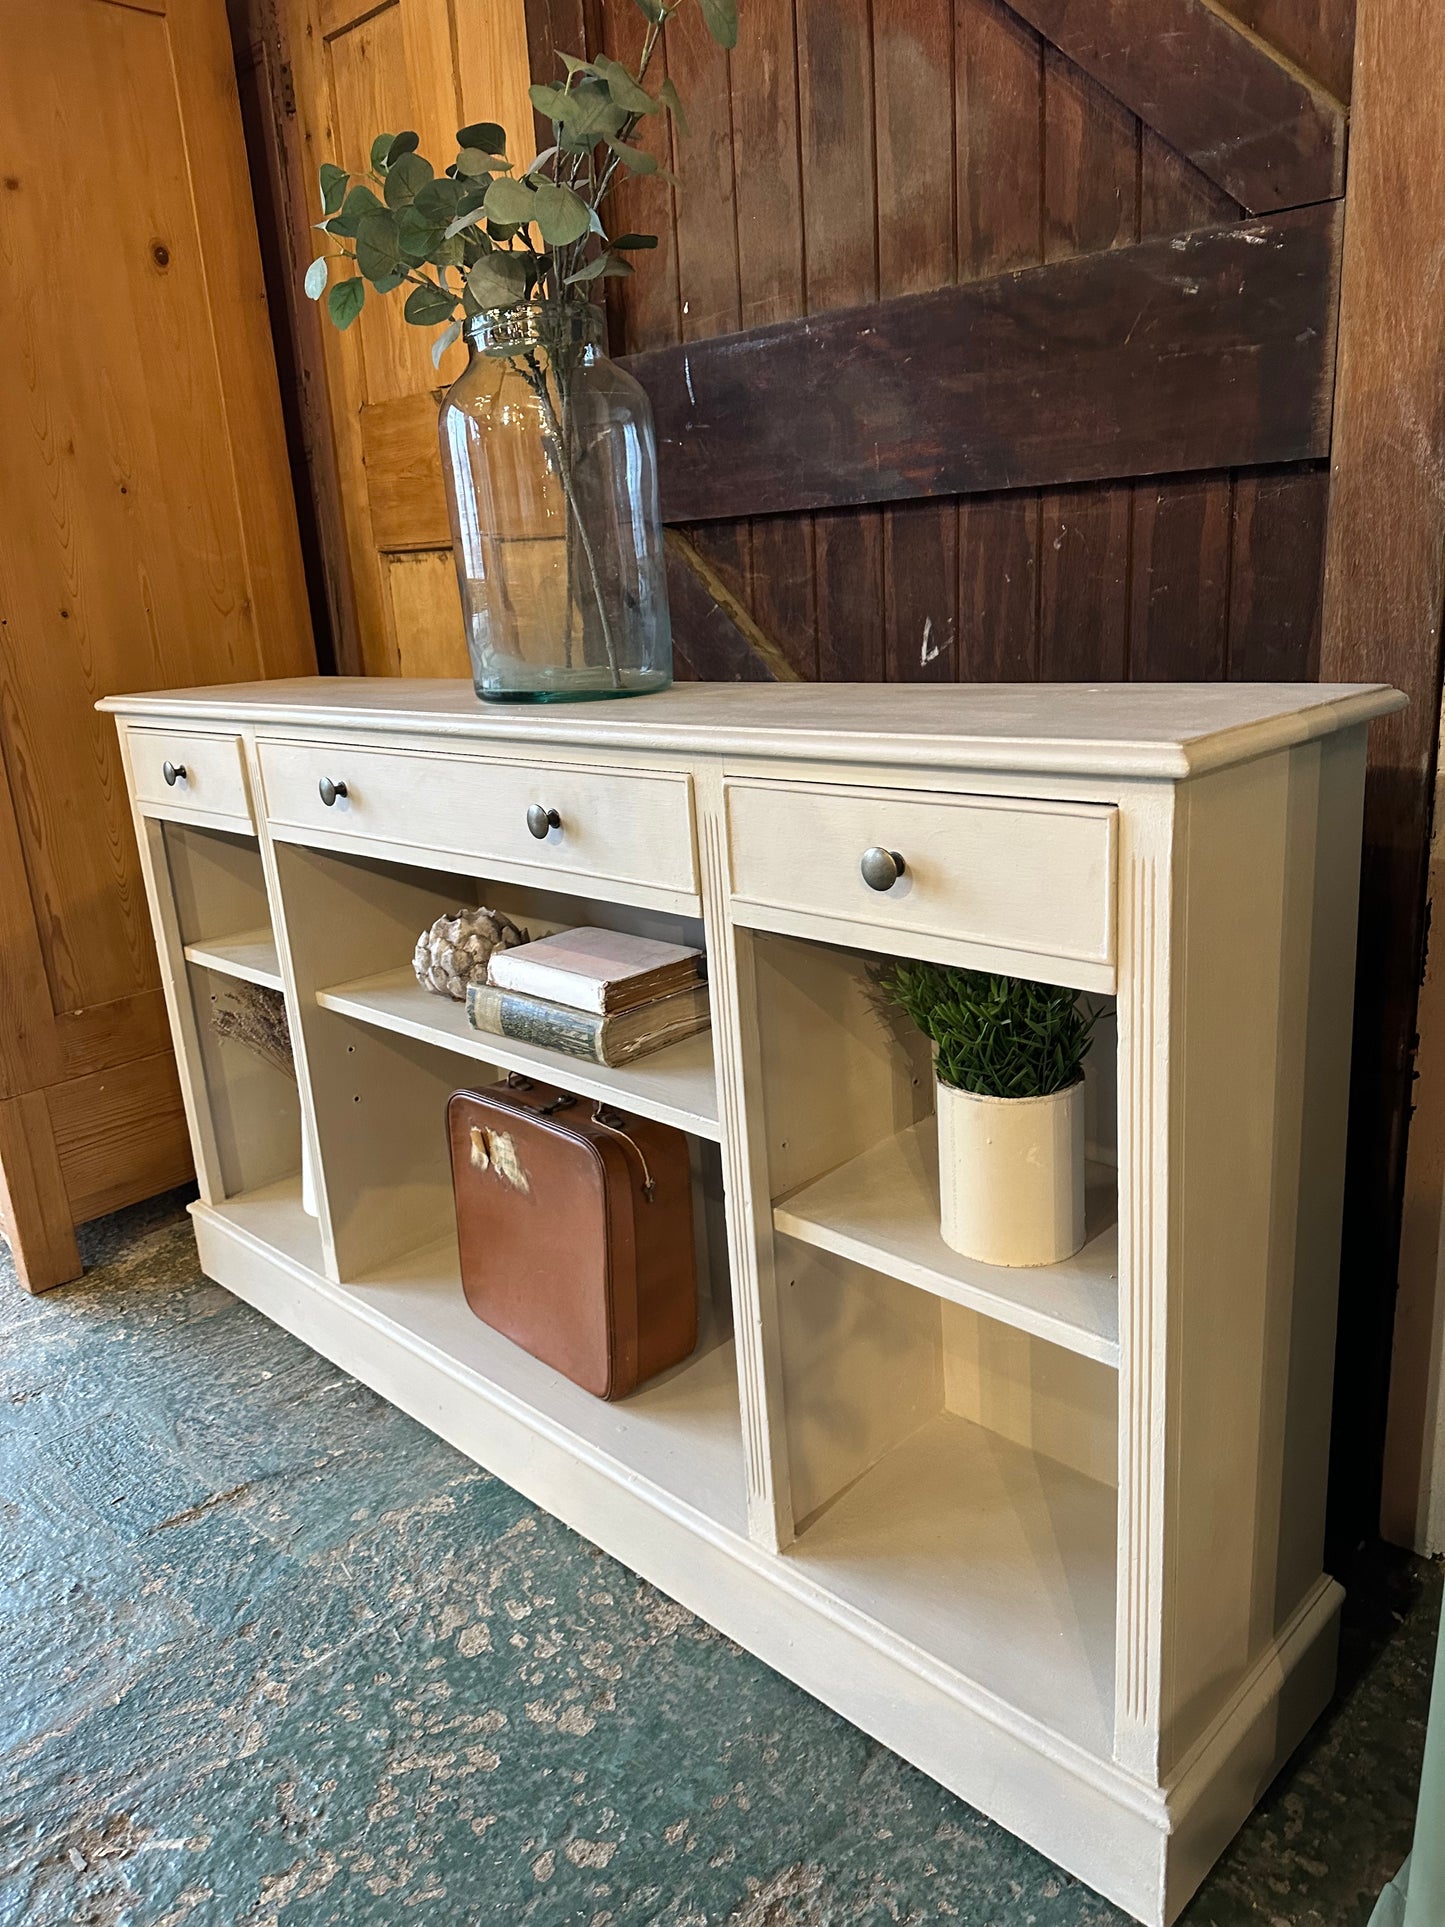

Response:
(438, 302), (672, 703)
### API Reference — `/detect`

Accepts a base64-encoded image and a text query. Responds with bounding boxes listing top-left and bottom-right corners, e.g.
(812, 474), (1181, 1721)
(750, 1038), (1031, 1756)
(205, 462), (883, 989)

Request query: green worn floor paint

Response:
(0, 1189), (1439, 1927)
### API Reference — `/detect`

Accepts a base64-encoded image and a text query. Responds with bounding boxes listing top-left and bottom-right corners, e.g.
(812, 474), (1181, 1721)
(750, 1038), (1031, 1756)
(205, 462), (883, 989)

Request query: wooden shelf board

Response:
(314, 965), (721, 1141)
(184, 927), (283, 991)
(773, 1119), (1120, 1367)
(789, 1409), (1118, 1757)
(340, 1232), (746, 1535)
(199, 1172), (323, 1273)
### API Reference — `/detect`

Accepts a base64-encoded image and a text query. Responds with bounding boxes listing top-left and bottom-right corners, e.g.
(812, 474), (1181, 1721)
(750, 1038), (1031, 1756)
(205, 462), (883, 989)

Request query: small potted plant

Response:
(887, 961), (1096, 1267)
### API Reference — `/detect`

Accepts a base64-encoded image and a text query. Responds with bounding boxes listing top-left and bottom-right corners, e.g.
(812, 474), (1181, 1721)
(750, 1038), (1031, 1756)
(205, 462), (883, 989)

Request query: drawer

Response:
(257, 739), (699, 902)
(727, 779), (1116, 978)
(129, 728), (253, 828)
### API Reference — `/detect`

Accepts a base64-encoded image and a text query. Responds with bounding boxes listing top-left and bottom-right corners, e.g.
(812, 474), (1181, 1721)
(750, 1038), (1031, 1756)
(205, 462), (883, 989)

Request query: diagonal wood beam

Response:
(1003, 0), (1346, 214)
(626, 202), (1340, 526)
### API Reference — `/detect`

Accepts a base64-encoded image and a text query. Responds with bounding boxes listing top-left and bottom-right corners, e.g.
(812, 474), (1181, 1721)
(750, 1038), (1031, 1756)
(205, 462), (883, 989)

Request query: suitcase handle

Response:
(590, 1104), (657, 1202)
(503, 1073), (658, 1201)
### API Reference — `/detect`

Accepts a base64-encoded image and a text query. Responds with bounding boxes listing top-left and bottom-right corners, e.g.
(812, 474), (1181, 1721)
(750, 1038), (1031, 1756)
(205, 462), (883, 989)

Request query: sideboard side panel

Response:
(1156, 733), (1363, 1774)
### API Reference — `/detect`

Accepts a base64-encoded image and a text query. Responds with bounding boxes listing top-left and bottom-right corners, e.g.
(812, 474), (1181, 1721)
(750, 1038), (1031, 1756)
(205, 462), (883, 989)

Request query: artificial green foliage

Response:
(886, 960), (1097, 1100)
(303, 0), (731, 365)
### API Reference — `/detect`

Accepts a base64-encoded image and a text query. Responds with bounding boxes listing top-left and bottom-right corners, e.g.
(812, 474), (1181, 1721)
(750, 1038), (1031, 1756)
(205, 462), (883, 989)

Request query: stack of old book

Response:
(466, 927), (710, 1068)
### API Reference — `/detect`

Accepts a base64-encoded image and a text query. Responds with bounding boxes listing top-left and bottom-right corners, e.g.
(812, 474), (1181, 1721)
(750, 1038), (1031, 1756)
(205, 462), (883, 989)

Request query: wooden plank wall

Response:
(527, 0), (1352, 691)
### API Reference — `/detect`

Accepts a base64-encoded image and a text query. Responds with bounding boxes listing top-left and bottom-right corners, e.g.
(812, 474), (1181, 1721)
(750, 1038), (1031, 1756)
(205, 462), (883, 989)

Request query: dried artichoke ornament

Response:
(413, 906), (529, 1001)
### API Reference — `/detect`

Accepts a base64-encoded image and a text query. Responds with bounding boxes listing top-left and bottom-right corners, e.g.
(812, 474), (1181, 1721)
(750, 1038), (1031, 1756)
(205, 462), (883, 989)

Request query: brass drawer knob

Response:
(527, 804), (561, 839)
(318, 776), (348, 808)
(162, 760), (186, 787)
(860, 847), (905, 892)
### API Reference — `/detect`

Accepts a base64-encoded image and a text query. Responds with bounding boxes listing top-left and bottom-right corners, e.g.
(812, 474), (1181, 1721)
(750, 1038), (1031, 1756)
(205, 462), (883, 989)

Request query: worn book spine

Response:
(467, 983), (611, 1063)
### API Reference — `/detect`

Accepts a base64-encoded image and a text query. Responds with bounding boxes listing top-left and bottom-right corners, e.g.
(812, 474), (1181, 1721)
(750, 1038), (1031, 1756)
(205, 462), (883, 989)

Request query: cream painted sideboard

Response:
(101, 678), (1403, 1924)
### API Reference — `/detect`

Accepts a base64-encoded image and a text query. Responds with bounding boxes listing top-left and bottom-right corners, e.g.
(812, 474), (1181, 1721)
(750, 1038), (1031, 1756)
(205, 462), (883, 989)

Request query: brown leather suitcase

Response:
(447, 1075), (697, 1399)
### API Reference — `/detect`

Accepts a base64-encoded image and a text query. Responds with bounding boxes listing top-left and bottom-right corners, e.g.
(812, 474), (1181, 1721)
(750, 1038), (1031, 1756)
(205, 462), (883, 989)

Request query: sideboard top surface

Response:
(100, 678), (1404, 780)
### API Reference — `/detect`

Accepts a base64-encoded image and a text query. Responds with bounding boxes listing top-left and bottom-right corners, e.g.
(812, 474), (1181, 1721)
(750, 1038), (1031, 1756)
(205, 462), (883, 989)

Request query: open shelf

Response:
(774, 1118), (1119, 1367)
(339, 1232), (745, 1533)
(201, 1171), (323, 1274)
(787, 1410), (1117, 1756)
(184, 927), (283, 991)
(314, 964), (720, 1141)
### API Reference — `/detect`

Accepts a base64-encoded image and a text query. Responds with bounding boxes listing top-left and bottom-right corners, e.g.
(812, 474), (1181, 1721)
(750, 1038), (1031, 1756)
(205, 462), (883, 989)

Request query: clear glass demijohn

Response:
(438, 301), (672, 702)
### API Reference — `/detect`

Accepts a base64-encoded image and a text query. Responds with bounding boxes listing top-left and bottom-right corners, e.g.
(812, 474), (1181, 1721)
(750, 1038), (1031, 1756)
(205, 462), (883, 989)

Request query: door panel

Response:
(279, 0), (534, 674)
(0, 0), (314, 1284)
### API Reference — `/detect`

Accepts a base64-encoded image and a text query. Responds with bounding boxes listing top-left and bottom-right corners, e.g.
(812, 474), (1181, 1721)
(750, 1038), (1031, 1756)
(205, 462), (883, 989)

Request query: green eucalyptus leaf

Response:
(319, 163), (349, 215)
(455, 147), (511, 177)
(355, 208), (405, 281)
(432, 318), (464, 368)
(632, 0), (665, 19)
(371, 269), (406, 295)
(597, 255), (634, 277)
(465, 251), (529, 311)
(433, 233), (465, 270)
(564, 253), (610, 284)
(485, 220), (521, 244)
(659, 78), (689, 137)
(395, 203), (444, 264)
(328, 183), (385, 238)
(604, 135), (657, 174)
(383, 150), (434, 210)
(483, 175), (536, 226)
(610, 232), (659, 250)
(457, 120), (509, 154)
(552, 79), (626, 146)
(412, 177), (465, 226)
(531, 181), (591, 247)
(594, 55), (656, 115)
(370, 132), (394, 170)
(403, 280), (458, 326)
(386, 130), (420, 165)
(698, 0), (738, 47)
(529, 82), (570, 122)
(559, 53), (603, 76)
(327, 277), (365, 330)
(304, 254), (330, 300)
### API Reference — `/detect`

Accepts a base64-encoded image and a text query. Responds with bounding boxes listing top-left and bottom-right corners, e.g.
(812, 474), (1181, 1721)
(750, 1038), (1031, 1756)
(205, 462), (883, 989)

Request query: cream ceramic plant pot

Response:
(935, 1077), (1086, 1267)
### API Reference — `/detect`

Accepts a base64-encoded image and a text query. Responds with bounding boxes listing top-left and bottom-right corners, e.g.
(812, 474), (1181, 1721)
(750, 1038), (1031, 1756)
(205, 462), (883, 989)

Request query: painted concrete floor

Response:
(0, 1188), (1439, 1927)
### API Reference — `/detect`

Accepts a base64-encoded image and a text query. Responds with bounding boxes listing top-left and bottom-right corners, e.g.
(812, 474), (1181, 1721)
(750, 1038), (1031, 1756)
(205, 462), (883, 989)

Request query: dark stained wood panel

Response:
(1320, 0), (1445, 1554)
(1229, 466), (1327, 680)
(626, 204), (1341, 526)
(1005, 0), (1346, 213)
(1038, 53), (1136, 682)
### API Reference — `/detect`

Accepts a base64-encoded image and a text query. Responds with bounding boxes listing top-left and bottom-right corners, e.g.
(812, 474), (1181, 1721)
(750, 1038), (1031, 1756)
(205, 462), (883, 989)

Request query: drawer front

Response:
(727, 780), (1116, 974)
(257, 739), (699, 899)
(129, 728), (253, 827)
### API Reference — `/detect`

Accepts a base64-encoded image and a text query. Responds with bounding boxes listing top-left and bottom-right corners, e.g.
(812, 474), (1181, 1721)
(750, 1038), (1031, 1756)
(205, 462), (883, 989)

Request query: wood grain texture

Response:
(877, 0), (958, 684)
(1004, 0), (1346, 213)
(0, 1092), (81, 1294)
(626, 205), (1340, 527)
(1229, 466), (1327, 680)
(956, 0), (1044, 683)
(797, 0), (882, 683)
(1222, 0), (1356, 104)
(0, 0), (309, 1278)
(46, 1051), (192, 1226)
(229, 0), (358, 672)
(1321, 0), (1445, 1555)
(1039, 53), (1137, 682)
